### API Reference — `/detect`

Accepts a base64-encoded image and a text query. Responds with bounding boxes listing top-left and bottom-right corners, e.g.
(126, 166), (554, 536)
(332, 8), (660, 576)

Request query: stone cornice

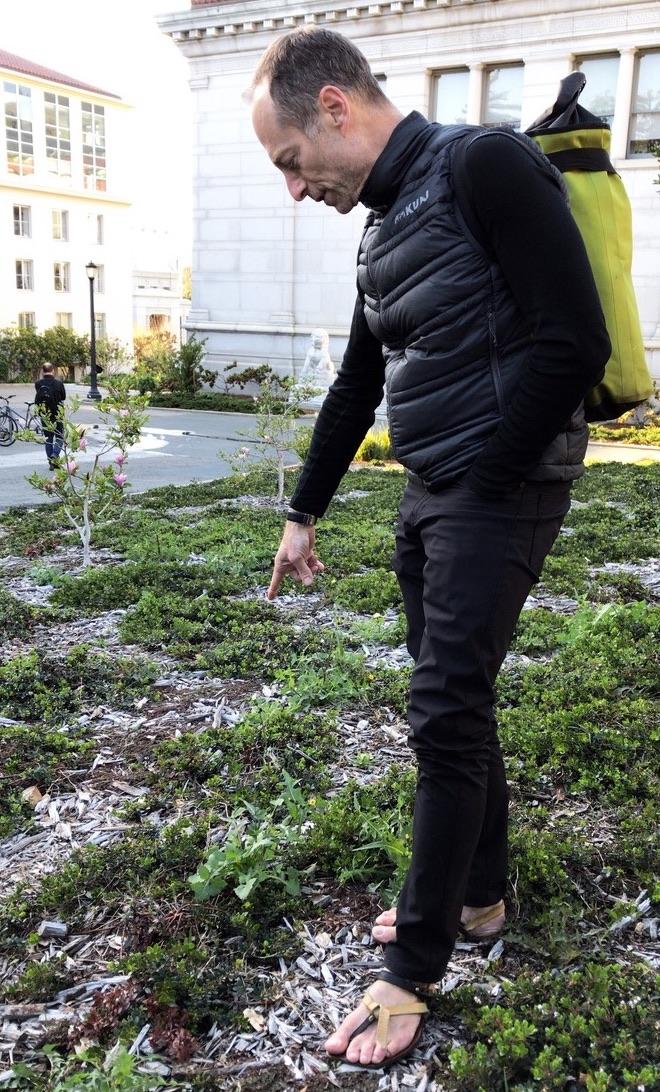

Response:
(159, 0), (659, 45)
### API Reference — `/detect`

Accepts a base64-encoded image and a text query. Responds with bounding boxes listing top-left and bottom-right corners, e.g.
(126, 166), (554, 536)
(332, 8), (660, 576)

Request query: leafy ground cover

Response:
(0, 461), (658, 1090)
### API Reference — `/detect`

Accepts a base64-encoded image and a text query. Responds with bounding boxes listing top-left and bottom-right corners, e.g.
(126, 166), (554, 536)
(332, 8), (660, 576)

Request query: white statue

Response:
(300, 328), (335, 385)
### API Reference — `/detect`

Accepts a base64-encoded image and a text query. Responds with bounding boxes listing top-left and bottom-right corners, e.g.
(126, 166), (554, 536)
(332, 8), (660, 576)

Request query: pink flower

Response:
(114, 473), (128, 488)
(66, 460), (78, 474)
(78, 437), (88, 451)
(114, 452), (126, 466)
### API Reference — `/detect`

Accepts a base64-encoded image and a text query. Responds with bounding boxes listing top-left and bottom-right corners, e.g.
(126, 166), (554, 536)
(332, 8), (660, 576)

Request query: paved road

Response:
(0, 383), (305, 511)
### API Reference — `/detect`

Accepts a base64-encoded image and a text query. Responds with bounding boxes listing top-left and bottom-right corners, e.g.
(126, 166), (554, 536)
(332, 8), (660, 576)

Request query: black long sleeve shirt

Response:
(291, 115), (610, 516)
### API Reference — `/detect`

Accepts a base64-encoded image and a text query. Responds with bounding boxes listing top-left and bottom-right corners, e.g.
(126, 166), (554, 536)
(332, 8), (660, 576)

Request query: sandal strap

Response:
(377, 969), (435, 1003)
(363, 990), (428, 1049)
(461, 900), (505, 932)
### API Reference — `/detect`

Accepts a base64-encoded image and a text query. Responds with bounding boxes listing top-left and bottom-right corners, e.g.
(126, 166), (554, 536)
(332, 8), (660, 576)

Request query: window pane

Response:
(629, 52), (660, 156)
(483, 65), (524, 127)
(432, 70), (469, 124)
(576, 55), (619, 127)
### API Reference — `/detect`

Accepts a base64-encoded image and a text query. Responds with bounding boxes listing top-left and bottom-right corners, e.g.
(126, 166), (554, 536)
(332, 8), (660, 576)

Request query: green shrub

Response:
(356, 426), (393, 462)
(148, 391), (258, 412)
(444, 962), (659, 1090)
(0, 646), (158, 723)
(326, 569), (402, 613)
(0, 588), (39, 637)
(153, 701), (337, 800)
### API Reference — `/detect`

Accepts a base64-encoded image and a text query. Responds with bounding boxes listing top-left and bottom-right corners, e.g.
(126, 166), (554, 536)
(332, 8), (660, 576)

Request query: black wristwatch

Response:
(286, 509), (318, 526)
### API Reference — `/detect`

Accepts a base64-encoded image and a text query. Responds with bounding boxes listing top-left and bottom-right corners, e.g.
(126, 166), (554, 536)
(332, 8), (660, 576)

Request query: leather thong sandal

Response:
(333, 970), (432, 1071)
(458, 899), (506, 940)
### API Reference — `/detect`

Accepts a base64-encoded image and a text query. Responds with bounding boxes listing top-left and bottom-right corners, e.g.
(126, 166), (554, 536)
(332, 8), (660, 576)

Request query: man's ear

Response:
(318, 85), (350, 129)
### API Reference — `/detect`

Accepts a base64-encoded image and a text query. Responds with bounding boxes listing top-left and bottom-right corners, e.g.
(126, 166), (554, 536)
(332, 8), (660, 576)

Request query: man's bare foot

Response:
(372, 901), (505, 944)
(324, 978), (428, 1067)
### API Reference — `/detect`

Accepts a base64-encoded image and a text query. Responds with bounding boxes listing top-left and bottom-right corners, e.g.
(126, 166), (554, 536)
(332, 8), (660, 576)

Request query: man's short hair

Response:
(42, 362), (54, 374)
(252, 27), (386, 133)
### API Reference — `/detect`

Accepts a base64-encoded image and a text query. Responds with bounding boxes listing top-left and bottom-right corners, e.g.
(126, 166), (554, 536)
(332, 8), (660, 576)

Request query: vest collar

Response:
(360, 111), (437, 213)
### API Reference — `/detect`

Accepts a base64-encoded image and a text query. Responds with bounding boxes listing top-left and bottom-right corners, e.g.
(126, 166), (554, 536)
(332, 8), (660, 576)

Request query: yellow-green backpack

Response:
(526, 73), (653, 421)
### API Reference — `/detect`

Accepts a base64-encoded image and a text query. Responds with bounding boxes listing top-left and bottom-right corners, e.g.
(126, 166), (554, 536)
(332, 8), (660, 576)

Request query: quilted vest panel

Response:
(357, 123), (588, 488)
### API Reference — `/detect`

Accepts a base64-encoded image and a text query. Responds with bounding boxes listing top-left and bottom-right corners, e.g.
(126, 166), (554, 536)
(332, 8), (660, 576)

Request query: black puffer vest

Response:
(358, 113), (588, 489)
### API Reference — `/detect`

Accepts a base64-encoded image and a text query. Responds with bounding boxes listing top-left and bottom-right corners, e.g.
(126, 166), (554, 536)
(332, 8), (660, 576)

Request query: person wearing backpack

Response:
(250, 28), (611, 1070)
(35, 362), (66, 470)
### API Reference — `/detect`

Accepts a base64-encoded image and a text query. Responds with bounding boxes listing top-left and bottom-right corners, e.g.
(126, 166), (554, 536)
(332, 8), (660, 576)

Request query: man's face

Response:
(251, 85), (366, 215)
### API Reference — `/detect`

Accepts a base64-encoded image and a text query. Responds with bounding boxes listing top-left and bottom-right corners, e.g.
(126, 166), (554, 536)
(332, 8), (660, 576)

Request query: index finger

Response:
(266, 562), (286, 601)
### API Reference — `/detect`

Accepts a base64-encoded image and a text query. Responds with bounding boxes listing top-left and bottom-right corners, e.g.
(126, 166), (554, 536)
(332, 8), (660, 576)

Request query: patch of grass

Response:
(0, 645), (158, 724)
(498, 603), (659, 801)
(510, 608), (569, 656)
(51, 560), (240, 613)
(442, 961), (659, 1090)
(275, 646), (410, 715)
(153, 701), (337, 801)
(0, 721), (93, 839)
(0, 588), (41, 638)
(295, 767), (416, 898)
(325, 570), (402, 613)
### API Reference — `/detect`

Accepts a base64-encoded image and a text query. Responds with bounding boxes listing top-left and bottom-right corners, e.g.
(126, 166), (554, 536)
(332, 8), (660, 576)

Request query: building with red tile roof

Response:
(0, 50), (120, 101)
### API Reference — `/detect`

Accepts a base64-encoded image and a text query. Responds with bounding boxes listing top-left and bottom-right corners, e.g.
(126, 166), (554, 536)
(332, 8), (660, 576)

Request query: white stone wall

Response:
(161, 0), (660, 382)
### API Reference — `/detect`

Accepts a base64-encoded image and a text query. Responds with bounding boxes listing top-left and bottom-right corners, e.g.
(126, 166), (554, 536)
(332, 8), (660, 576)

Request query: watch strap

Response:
(286, 509), (318, 526)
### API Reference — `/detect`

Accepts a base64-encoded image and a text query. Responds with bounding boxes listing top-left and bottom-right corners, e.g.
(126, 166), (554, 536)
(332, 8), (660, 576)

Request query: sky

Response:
(1, 0), (193, 263)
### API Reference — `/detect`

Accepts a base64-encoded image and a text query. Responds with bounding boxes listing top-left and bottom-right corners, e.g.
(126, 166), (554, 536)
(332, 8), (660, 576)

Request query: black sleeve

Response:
(457, 132), (611, 497)
(58, 380), (66, 402)
(34, 380), (46, 405)
(290, 295), (386, 517)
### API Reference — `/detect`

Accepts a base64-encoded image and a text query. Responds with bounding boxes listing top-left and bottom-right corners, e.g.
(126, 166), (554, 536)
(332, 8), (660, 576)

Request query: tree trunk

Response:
(81, 496), (92, 567)
(276, 453), (285, 503)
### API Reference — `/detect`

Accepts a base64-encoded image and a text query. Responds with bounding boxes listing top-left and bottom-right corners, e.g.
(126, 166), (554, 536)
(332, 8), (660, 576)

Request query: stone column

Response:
(467, 63), (484, 125)
(610, 48), (637, 161)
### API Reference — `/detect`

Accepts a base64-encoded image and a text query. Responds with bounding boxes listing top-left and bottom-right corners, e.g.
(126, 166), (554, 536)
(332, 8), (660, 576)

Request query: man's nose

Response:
(286, 174), (307, 201)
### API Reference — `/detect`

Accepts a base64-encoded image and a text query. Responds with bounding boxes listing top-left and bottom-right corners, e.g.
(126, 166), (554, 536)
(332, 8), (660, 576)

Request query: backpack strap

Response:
(451, 128), (567, 262)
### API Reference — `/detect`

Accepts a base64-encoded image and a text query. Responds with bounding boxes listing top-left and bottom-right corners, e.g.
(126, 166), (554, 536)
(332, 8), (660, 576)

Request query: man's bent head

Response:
(250, 28), (401, 213)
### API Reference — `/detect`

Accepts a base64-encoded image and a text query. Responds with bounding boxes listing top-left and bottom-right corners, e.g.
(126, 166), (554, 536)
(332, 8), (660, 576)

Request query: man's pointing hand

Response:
(266, 522), (325, 601)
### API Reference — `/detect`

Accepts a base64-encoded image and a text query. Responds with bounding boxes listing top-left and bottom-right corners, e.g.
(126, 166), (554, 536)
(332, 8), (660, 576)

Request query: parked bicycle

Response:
(0, 395), (45, 447)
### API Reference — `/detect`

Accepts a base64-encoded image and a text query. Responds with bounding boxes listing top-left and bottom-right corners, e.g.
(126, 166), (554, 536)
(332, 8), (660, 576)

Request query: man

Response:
(35, 361), (66, 469)
(250, 28), (610, 1070)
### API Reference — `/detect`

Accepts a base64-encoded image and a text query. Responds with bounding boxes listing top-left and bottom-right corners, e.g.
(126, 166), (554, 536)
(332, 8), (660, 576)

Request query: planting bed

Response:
(0, 462), (658, 1091)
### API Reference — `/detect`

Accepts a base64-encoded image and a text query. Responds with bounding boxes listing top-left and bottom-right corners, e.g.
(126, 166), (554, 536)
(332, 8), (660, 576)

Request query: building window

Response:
(96, 265), (105, 294)
(53, 262), (70, 292)
(575, 55), (619, 128)
(431, 69), (469, 124)
(82, 102), (106, 191)
(96, 214), (104, 244)
(18, 312), (36, 330)
(16, 259), (33, 290)
(44, 91), (71, 176)
(482, 64), (524, 128)
(13, 204), (31, 237)
(149, 313), (169, 331)
(629, 51), (660, 157)
(95, 313), (107, 339)
(4, 81), (33, 175)
(56, 312), (73, 329)
(52, 209), (70, 241)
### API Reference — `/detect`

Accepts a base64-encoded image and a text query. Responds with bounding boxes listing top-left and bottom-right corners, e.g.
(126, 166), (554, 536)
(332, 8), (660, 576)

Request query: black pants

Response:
(383, 475), (572, 982)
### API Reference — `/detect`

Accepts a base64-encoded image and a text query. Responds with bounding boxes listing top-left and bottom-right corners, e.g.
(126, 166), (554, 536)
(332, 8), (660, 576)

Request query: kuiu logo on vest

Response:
(394, 189), (429, 225)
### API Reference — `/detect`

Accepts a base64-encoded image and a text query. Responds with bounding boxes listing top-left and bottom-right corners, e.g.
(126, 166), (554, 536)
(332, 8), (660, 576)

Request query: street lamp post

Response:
(85, 261), (101, 401)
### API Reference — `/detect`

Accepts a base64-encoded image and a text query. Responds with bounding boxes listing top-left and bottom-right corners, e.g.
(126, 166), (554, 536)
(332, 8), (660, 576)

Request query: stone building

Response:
(160, 0), (660, 382)
(0, 50), (133, 345)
